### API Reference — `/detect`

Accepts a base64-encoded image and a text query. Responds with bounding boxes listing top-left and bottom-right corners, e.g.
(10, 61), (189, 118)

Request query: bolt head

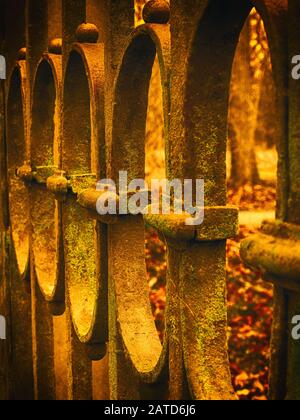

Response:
(76, 23), (99, 44)
(142, 0), (170, 24)
(49, 38), (62, 54)
(16, 162), (33, 182)
(47, 171), (68, 196)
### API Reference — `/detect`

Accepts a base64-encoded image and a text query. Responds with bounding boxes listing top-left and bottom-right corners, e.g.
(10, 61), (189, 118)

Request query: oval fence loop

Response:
(62, 42), (108, 348)
(109, 24), (171, 383)
(30, 54), (65, 312)
(6, 62), (30, 279)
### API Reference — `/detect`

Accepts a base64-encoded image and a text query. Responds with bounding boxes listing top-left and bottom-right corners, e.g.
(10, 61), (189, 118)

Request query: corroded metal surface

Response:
(0, 0), (296, 401)
(62, 41), (107, 348)
(241, 0), (299, 401)
(6, 62), (30, 278)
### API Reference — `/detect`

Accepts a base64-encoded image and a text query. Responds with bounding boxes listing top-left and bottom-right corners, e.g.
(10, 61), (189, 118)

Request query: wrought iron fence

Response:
(0, 0), (299, 401)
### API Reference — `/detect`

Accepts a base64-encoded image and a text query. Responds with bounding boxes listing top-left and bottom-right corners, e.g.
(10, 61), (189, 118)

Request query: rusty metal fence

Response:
(0, 0), (299, 400)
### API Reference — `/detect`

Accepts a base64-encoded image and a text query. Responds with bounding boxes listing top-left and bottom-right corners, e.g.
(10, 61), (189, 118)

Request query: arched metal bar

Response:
(181, 0), (252, 400)
(30, 54), (64, 311)
(6, 62), (30, 279)
(109, 23), (170, 386)
(62, 42), (107, 349)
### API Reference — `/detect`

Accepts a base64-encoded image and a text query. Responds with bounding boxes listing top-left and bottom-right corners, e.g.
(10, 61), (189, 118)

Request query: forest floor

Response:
(145, 178), (276, 400)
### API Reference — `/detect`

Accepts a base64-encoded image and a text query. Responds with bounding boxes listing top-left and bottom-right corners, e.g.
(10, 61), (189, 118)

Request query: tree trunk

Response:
(228, 18), (260, 188)
(255, 64), (278, 149)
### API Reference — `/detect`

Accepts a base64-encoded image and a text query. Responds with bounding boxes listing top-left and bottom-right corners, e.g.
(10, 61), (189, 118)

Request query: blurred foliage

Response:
(228, 183), (276, 211)
(135, 1), (166, 182)
(135, 0), (147, 26)
(145, 228), (167, 341)
(249, 9), (272, 81)
(249, 10), (279, 149)
(227, 226), (273, 400)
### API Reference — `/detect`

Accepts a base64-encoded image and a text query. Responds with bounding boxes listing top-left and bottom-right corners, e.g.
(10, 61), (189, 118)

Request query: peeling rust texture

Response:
(0, 0), (296, 401)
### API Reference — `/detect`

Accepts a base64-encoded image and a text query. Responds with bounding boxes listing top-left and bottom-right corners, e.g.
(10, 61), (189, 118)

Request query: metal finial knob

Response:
(76, 23), (99, 44)
(142, 0), (170, 24)
(17, 47), (27, 61)
(49, 38), (62, 54)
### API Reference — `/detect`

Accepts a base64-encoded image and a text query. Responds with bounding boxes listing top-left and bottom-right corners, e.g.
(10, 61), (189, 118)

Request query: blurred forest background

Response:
(136, 1), (278, 400)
